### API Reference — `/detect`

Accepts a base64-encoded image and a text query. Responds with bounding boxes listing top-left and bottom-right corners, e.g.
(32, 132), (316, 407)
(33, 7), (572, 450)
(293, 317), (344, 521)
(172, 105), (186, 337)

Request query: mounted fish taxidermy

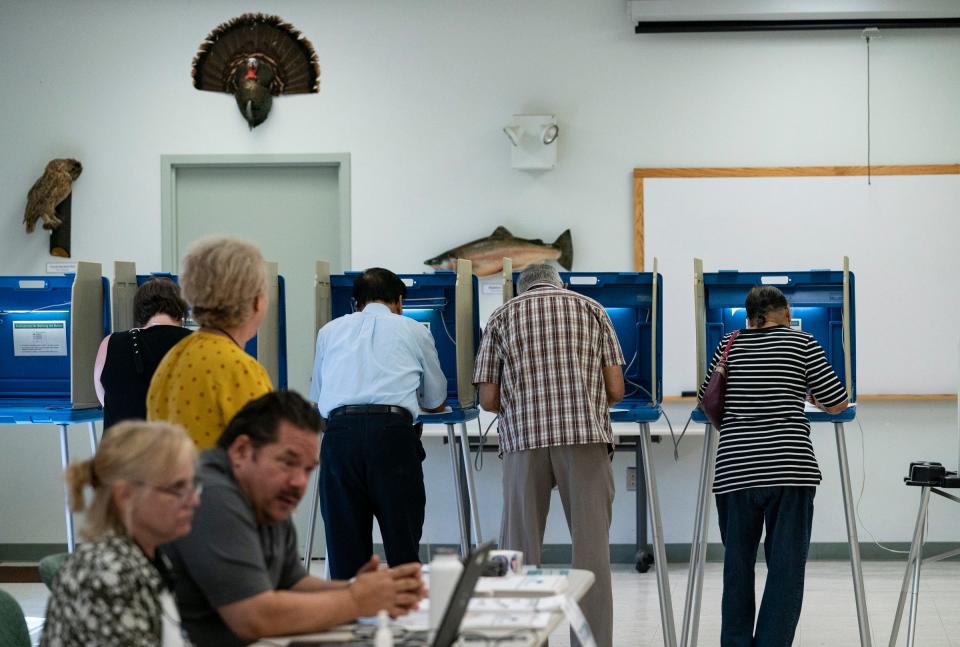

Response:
(23, 158), (82, 258)
(425, 227), (573, 277)
(192, 13), (320, 129)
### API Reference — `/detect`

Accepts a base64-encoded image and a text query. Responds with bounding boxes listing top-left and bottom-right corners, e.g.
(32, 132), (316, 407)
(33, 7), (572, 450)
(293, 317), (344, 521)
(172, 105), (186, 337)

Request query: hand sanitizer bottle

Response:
(375, 610), (392, 647)
(429, 550), (464, 630)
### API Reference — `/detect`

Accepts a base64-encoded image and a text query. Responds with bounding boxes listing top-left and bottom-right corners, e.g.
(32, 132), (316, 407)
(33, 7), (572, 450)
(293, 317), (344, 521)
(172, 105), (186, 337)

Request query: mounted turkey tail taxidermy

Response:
(192, 13), (320, 129)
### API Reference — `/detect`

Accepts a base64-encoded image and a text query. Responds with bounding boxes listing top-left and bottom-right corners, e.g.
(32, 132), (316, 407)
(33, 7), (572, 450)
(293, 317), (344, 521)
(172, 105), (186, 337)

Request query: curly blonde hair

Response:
(180, 236), (267, 329)
(65, 421), (195, 540)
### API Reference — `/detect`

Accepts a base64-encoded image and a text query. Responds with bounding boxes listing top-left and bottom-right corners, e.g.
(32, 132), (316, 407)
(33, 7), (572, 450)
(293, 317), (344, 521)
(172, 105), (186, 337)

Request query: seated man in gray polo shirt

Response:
(164, 391), (425, 647)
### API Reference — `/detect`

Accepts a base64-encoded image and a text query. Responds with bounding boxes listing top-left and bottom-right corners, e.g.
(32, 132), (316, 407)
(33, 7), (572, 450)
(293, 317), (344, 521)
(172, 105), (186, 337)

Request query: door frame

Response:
(160, 153), (351, 271)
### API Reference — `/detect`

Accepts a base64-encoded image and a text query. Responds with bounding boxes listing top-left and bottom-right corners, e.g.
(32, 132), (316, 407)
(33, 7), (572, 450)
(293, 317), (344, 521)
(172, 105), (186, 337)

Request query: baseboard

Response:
(4, 541), (954, 565)
(0, 565), (41, 583)
(384, 542), (958, 565)
(0, 544), (67, 562)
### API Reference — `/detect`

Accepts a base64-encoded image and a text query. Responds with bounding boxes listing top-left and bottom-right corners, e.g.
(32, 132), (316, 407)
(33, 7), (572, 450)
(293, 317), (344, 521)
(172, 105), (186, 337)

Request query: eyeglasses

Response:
(136, 479), (203, 502)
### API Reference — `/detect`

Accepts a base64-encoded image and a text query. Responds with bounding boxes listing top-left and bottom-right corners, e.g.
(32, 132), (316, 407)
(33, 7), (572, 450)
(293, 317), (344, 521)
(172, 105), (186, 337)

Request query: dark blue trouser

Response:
(715, 486), (815, 647)
(319, 412), (426, 580)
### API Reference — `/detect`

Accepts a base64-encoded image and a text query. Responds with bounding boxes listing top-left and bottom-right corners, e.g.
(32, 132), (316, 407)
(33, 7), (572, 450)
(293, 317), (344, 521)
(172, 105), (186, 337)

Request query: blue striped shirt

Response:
(310, 303), (447, 419)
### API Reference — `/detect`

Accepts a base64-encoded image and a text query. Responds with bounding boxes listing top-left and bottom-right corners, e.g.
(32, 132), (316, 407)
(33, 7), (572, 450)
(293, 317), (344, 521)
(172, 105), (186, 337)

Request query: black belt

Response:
(328, 404), (413, 424)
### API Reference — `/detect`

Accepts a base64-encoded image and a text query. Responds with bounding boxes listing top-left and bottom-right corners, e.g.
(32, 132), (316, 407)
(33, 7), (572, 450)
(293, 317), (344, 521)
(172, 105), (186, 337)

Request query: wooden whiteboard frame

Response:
(633, 164), (960, 400)
(632, 164), (960, 272)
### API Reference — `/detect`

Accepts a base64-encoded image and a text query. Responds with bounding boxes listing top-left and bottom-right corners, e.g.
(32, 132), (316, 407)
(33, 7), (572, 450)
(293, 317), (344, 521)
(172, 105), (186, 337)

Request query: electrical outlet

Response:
(626, 466), (637, 491)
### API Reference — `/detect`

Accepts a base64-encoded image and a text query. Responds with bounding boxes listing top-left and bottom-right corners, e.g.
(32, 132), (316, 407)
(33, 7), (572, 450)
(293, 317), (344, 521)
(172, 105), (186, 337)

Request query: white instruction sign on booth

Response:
(13, 320), (68, 356)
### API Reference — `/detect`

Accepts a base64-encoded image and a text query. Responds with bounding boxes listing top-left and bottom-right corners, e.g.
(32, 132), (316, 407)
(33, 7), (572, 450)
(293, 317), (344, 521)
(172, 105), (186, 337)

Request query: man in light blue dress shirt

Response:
(310, 267), (447, 578)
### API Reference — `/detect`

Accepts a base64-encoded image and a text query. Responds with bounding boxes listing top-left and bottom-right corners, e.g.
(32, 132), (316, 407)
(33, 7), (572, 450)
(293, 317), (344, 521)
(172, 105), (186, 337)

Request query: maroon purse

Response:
(699, 330), (740, 428)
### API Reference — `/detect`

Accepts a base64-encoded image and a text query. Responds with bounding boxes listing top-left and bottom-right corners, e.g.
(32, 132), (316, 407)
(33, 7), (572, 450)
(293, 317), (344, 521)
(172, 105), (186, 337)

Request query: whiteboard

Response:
(643, 172), (960, 395)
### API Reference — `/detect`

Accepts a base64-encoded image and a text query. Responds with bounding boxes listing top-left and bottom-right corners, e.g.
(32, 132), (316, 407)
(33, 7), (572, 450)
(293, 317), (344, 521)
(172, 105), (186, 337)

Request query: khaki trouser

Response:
(500, 443), (615, 647)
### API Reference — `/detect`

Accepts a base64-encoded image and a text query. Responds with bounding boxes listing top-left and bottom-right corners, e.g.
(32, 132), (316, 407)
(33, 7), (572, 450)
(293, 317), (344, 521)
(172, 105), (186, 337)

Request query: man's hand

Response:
(348, 562), (425, 618)
(356, 555), (381, 574)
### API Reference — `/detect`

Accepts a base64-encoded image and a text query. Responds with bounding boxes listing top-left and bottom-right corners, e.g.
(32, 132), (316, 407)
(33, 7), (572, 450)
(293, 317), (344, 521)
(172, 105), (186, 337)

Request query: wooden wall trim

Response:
(633, 164), (960, 179)
(662, 394), (957, 402)
(633, 177), (644, 271)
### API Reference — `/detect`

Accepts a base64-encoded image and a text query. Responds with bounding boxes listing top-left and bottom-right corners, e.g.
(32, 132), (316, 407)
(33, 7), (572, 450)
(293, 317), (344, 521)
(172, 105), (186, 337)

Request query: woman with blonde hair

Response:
(147, 236), (273, 449)
(41, 421), (199, 647)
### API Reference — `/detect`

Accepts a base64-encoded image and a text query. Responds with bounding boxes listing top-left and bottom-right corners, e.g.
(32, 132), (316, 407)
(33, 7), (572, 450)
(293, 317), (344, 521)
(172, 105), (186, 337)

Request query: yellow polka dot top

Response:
(147, 331), (273, 449)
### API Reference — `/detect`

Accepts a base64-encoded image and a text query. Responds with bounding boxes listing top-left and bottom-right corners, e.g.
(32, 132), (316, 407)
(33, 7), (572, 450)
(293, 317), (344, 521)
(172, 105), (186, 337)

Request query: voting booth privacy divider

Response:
(304, 260), (483, 561)
(694, 260), (857, 404)
(111, 261), (289, 390)
(0, 262), (110, 551)
(0, 263), (109, 407)
(681, 257), (865, 647)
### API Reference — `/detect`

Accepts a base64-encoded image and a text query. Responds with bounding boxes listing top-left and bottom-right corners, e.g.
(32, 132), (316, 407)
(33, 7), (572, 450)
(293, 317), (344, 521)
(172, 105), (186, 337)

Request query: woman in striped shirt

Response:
(698, 285), (848, 647)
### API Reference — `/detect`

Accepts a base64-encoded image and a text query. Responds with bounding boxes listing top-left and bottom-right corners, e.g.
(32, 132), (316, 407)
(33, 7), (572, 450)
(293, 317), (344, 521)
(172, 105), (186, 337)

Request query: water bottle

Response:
(428, 550), (464, 630)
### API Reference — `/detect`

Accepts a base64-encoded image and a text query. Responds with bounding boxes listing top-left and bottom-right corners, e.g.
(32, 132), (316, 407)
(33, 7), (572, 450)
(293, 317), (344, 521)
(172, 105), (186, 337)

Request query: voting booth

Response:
(111, 261), (289, 390)
(681, 257), (865, 647)
(510, 263), (676, 643)
(0, 262), (109, 551)
(305, 260), (483, 559)
(318, 265), (479, 409)
(695, 261), (856, 409)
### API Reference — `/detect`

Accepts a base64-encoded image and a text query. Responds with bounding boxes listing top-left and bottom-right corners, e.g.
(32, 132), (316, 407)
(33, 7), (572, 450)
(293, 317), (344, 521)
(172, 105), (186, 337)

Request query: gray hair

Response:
(517, 264), (563, 294)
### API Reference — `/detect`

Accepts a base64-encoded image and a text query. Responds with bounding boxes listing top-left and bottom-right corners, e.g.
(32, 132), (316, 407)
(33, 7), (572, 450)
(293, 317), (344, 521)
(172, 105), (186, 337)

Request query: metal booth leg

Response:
(635, 427), (652, 573)
(905, 494), (928, 647)
(302, 467), (321, 568)
(681, 422), (717, 647)
(834, 422), (873, 647)
(888, 486), (931, 647)
(458, 422), (483, 545)
(87, 421), (98, 453)
(639, 423), (678, 647)
(447, 424), (470, 557)
(57, 424), (76, 553)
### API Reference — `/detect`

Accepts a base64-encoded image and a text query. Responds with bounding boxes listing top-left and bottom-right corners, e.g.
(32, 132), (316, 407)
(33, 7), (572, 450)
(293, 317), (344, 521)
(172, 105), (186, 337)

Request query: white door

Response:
(166, 157), (349, 557)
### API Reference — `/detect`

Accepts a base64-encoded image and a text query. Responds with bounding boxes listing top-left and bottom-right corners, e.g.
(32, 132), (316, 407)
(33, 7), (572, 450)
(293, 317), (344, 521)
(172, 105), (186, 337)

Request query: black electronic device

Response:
(482, 555), (509, 577)
(905, 461), (947, 486)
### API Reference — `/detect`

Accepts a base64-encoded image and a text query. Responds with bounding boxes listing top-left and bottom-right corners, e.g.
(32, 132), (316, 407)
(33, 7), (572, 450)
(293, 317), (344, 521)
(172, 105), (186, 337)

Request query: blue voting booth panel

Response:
(330, 272), (480, 408)
(511, 271), (663, 421)
(0, 275), (110, 402)
(135, 273), (288, 389)
(702, 269), (857, 402)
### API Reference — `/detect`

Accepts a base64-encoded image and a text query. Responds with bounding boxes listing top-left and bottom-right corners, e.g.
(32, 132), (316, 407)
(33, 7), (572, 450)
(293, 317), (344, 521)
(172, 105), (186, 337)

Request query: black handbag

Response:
(698, 330), (740, 428)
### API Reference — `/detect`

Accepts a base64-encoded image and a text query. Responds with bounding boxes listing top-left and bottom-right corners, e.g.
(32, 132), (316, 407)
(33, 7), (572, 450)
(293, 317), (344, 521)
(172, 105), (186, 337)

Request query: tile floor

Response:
(5, 561), (958, 646)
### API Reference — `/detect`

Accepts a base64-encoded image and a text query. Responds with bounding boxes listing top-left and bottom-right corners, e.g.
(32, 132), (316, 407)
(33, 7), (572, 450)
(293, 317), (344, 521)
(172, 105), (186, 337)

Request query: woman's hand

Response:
(807, 392), (825, 411)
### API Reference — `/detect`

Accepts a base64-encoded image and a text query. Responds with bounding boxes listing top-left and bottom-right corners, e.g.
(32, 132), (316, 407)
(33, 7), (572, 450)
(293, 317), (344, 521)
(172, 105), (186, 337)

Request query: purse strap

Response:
(720, 329), (741, 362)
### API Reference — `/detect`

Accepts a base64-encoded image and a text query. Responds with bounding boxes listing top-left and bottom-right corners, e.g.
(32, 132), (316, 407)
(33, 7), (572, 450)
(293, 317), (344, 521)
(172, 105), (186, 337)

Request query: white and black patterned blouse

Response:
(698, 326), (848, 495)
(40, 533), (191, 647)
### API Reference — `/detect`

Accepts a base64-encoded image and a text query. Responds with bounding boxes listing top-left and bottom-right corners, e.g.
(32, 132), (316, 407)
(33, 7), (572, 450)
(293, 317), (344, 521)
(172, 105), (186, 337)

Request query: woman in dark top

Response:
(94, 277), (191, 429)
(698, 285), (849, 647)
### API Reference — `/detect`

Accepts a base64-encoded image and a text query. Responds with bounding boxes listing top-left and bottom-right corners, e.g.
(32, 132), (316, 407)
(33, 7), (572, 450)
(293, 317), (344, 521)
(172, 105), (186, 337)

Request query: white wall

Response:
(1, 0), (959, 549)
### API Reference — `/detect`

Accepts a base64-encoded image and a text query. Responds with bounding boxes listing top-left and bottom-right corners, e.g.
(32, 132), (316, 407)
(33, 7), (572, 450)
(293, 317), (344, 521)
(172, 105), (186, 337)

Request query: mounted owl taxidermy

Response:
(23, 158), (82, 258)
(192, 13), (320, 129)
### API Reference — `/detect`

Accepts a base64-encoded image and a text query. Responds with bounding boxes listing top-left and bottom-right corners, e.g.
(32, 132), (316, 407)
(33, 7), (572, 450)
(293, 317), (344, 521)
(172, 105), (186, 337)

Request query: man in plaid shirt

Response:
(473, 263), (624, 647)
